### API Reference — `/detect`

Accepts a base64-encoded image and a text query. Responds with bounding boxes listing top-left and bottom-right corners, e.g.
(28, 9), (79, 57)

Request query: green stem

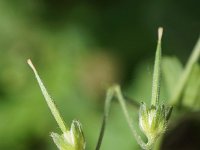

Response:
(169, 37), (200, 105)
(153, 135), (164, 150)
(95, 85), (152, 150)
(95, 88), (114, 150)
(114, 85), (148, 149)
(27, 59), (67, 133)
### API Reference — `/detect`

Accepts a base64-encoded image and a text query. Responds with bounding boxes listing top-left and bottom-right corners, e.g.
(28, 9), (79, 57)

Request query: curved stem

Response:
(95, 88), (114, 150)
(115, 85), (151, 150)
(95, 85), (151, 150)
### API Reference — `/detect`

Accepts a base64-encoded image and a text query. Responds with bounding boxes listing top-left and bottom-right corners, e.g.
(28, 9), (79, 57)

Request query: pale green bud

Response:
(139, 102), (172, 142)
(51, 120), (86, 150)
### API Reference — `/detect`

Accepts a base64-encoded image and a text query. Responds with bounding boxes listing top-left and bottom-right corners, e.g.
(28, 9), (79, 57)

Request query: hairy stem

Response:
(96, 85), (152, 150)
(115, 85), (148, 149)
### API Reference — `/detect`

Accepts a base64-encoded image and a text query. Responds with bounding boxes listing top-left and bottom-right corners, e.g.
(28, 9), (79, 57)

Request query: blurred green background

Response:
(0, 0), (199, 150)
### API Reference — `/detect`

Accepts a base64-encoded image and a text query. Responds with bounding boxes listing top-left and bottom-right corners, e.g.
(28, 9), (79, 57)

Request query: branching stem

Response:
(95, 85), (152, 150)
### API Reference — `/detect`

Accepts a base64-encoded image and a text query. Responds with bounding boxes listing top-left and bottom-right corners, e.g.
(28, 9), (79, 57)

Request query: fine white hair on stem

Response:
(27, 59), (67, 133)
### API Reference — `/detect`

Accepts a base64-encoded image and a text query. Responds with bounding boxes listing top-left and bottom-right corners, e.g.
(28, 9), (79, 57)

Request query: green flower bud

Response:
(51, 120), (86, 150)
(139, 102), (172, 142)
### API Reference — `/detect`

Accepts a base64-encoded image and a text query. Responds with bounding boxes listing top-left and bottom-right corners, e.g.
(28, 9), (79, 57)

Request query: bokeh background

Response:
(0, 0), (199, 150)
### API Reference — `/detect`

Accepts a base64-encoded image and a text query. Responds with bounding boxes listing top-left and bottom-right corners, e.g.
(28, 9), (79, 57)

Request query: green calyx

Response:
(139, 103), (172, 142)
(27, 59), (86, 150)
(51, 120), (86, 150)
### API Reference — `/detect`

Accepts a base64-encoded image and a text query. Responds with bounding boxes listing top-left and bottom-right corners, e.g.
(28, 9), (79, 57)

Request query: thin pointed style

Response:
(151, 28), (163, 106)
(27, 59), (67, 133)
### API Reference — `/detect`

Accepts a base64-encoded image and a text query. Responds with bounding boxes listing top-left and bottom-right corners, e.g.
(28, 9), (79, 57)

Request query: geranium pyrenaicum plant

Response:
(95, 27), (172, 150)
(28, 27), (173, 150)
(27, 60), (86, 150)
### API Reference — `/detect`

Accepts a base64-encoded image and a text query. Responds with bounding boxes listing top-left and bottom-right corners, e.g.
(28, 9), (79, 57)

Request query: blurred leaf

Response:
(182, 64), (200, 110)
(162, 57), (183, 97)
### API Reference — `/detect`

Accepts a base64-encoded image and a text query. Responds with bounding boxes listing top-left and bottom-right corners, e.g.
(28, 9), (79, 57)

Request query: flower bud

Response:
(139, 102), (172, 142)
(51, 120), (86, 150)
